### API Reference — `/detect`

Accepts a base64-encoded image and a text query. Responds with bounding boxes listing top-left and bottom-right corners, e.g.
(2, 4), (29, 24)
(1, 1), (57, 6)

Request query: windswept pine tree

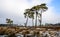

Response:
(24, 9), (31, 26)
(30, 5), (39, 26)
(28, 11), (34, 26)
(6, 18), (13, 24)
(24, 9), (34, 26)
(38, 3), (48, 26)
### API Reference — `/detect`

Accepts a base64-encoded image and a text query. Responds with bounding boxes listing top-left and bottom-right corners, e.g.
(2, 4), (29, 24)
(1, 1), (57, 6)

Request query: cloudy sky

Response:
(0, 0), (60, 25)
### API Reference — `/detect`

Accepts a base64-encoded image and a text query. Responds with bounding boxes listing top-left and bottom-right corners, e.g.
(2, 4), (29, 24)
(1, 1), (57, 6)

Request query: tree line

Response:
(24, 3), (48, 27)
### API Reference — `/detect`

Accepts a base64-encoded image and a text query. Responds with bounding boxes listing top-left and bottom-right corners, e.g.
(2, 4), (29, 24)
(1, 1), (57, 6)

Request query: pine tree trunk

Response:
(32, 19), (34, 26)
(25, 16), (28, 27)
(40, 10), (42, 26)
(35, 11), (38, 27)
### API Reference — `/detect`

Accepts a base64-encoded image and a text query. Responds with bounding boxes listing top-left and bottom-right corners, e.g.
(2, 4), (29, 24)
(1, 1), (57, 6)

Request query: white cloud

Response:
(0, 0), (60, 25)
